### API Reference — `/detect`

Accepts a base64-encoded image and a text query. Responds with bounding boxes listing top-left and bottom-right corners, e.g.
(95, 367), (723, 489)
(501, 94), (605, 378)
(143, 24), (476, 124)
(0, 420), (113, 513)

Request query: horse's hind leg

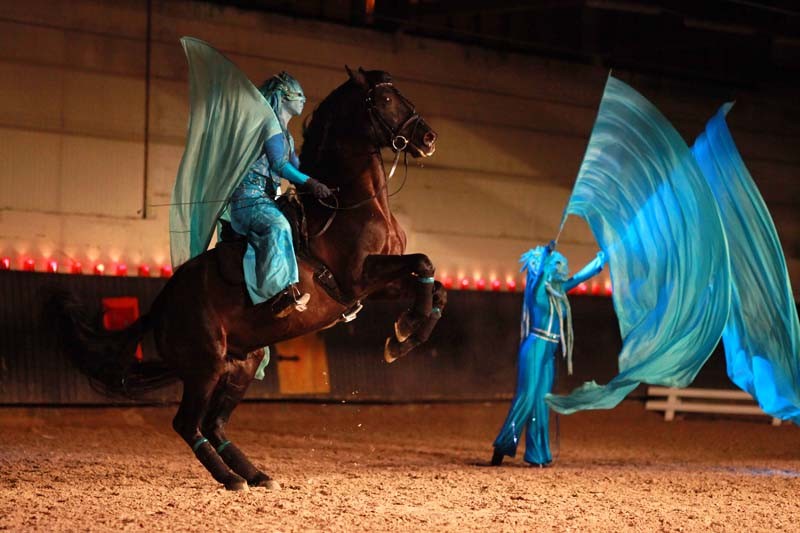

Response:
(201, 353), (279, 490)
(172, 378), (248, 491)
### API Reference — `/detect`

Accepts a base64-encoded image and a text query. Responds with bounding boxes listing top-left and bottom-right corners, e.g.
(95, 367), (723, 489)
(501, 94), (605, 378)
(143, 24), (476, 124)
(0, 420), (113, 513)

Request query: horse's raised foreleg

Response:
(384, 280), (447, 362)
(360, 253), (447, 361)
(172, 377), (248, 491)
(201, 352), (279, 490)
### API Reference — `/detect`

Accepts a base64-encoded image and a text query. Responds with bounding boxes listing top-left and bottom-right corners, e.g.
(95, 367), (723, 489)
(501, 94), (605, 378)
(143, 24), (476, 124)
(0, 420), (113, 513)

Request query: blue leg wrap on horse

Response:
(417, 276), (435, 284)
(216, 440), (232, 454)
(192, 437), (209, 452)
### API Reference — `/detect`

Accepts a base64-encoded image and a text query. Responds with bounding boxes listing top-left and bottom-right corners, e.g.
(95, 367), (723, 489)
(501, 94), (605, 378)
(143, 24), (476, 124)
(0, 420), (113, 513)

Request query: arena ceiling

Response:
(205, 0), (800, 86)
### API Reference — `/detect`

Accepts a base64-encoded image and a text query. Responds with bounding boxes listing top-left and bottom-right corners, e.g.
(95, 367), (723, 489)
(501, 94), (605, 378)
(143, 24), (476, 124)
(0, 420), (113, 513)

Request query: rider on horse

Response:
(60, 38), (445, 490)
(221, 72), (333, 317)
(169, 39), (333, 318)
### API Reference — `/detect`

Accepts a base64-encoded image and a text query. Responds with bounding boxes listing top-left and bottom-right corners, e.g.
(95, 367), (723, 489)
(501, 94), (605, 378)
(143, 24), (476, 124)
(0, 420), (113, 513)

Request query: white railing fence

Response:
(645, 386), (783, 426)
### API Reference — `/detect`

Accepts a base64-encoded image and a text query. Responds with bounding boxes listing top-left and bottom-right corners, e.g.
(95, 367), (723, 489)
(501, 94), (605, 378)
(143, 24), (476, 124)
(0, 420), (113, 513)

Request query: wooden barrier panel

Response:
(274, 332), (331, 395)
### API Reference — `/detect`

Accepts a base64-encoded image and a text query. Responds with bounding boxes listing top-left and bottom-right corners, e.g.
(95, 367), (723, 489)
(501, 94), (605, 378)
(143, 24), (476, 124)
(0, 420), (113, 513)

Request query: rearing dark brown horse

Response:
(50, 66), (446, 490)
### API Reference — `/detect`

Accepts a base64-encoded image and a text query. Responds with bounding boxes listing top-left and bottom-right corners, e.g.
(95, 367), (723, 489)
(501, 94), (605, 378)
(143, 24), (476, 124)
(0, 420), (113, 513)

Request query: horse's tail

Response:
(44, 289), (178, 398)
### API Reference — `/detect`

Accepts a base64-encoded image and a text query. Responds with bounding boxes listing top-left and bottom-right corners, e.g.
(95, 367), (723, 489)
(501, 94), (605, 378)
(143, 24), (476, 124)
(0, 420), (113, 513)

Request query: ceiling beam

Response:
(408, 0), (583, 18)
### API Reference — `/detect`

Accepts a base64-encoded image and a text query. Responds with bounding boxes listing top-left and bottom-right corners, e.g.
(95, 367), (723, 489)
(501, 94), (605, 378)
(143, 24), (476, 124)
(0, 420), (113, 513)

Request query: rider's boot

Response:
(270, 285), (311, 318)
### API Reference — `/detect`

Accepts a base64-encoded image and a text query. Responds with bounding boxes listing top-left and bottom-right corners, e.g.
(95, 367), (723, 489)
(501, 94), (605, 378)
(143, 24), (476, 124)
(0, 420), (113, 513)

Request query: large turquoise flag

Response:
(692, 104), (800, 423)
(546, 77), (732, 414)
(170, 37), (282, 267)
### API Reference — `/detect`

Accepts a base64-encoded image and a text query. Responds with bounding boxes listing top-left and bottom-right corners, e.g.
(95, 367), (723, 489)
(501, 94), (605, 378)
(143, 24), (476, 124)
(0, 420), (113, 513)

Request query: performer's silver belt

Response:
(532, 327), (560, 344)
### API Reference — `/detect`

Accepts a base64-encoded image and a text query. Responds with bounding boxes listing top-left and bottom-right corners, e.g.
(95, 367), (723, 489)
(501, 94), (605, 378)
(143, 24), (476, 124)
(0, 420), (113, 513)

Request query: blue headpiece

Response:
(258, 71), (306, 114)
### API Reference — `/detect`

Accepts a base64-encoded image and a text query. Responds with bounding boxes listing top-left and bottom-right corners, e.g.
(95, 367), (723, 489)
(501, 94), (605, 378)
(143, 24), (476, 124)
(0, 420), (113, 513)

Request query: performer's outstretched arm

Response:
(563, 250), (606, 292)
(264, 134), (331, 198)
(264, 134), (309, 185)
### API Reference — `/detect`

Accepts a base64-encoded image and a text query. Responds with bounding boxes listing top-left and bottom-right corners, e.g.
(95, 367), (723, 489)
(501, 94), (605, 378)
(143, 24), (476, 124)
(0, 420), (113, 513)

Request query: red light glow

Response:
(116, 263), (128, 276)
(94, 263), (106, 276)
(160, 265), (173, 278)
(138, 264), (151, 277)
(576, 282), (588, 295)
(102, 297), (143, 361)
(46, 260), (58, 273)
(23, 258), (35, 272)
(459, 277), (470, 290)
(70, 261), (83, 274)
(604, 280), (613, 296)
(490, 279), (501, 291)
(590, 281), (601, 296)
(0, 257), (10, 270)
(506, 279), (517, 292)
(475, 278), (486, 290)
(442, 276), (453, 290)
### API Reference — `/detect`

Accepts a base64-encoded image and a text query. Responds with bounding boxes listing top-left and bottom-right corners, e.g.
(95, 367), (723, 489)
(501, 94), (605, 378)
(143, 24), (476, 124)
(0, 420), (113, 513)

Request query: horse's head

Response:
(346, 66), (437, 158)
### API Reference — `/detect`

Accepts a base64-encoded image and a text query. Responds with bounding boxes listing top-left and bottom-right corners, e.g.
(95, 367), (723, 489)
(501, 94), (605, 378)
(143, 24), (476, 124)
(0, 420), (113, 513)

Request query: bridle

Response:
(311, 81), (424, 236)
(365, 81), (423, 163)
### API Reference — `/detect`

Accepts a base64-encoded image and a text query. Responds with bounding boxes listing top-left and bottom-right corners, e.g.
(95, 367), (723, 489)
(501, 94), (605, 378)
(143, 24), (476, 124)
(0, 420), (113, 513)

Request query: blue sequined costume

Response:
(493, 247), (604, 465)
(227, 130), (307, 304)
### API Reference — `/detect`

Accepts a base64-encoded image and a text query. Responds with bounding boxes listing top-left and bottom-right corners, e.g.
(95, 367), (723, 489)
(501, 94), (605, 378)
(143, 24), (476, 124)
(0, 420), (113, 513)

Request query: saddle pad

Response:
(215, 240), (247, 285)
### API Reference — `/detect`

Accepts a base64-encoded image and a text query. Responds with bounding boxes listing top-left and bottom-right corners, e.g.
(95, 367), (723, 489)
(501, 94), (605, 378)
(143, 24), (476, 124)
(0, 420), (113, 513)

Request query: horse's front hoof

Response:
(249, 473), (280, 490)
(384, 338), (398, 363)
(224, 475), (249, 491)
(394, 312), (413, 343)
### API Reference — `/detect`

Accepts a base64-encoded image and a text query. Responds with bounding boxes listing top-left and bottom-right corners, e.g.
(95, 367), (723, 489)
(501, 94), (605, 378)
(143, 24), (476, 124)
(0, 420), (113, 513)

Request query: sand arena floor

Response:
(1, 400), (799, 532)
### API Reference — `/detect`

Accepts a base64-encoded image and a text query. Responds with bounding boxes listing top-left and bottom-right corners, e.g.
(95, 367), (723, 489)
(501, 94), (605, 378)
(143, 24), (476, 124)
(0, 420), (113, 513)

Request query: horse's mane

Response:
(300, 69), (392, 173)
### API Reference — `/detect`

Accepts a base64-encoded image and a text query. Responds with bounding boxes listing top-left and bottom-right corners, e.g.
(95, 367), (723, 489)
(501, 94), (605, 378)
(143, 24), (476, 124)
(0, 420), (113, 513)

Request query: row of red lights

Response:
(440, 275), (612, 296)
(0, 257), (612, 296)
(0, 257), (172, 277)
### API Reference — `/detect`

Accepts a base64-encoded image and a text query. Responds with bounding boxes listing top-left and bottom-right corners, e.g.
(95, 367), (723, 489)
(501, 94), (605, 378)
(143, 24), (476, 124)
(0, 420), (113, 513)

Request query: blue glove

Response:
(306, 178), (333, 199)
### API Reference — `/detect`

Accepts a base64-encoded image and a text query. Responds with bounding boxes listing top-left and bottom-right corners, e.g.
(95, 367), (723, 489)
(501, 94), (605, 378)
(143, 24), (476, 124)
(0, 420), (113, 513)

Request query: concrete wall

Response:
(1, 0), (798, 293)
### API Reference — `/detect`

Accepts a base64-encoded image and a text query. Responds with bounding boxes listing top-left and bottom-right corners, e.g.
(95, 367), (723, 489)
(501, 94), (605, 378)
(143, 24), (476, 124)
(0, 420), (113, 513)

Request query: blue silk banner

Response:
(546, 77), (732, 414)
(692, 105), (800, 423)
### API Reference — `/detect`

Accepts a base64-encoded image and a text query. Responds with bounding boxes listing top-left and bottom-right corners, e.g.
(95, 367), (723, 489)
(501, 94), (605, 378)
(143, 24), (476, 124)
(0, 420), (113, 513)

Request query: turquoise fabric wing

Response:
(692, 104), (800, 423)
(170, 37), (282, 267)
(546, 76), (732, 414)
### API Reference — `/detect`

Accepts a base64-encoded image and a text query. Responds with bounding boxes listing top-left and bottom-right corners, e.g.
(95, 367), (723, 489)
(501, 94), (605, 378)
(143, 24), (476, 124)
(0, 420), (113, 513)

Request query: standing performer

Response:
(221, 72), (333, 317)
(491, 243), (605, 466)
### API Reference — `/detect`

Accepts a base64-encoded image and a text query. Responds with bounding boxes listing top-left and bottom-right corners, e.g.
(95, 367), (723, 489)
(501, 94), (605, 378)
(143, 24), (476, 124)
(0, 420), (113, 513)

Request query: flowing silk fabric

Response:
(170, 37), (282, 267)
(692, 105), (800, 423)
(546, 77), (732, 414)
